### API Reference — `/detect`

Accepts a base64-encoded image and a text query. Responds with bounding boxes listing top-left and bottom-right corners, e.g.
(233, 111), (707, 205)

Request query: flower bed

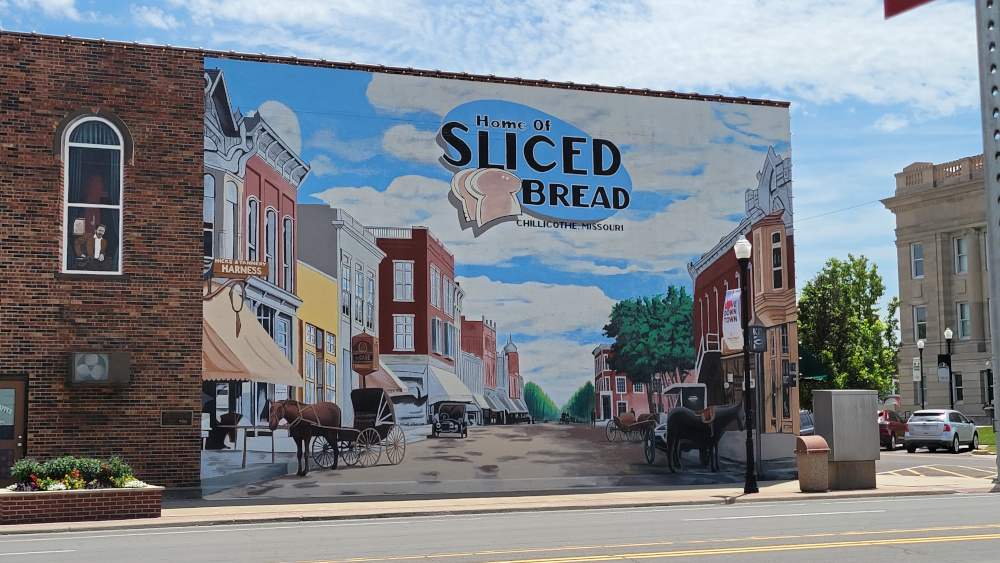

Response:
(1, 456), (160, 525)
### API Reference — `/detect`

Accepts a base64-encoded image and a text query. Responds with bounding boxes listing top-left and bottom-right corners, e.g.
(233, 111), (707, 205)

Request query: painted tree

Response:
(563, 381), (596, 421)
(798, 254), (900, 410)
(524, 382), (560, 422)
(602, 286), (695, 412)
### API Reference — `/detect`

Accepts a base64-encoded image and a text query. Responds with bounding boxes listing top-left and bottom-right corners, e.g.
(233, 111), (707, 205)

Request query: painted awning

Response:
(483, 388), (506, 412)
(511, 398), (529, 414)
(427, 366), (475, 405)
(203, 292), (303, 387)
(472, 393), (490, 410)
(365, 361), (409, 396)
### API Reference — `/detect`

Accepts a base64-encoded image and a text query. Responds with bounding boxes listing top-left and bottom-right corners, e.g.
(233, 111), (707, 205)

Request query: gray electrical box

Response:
(813, 389), (878, 489)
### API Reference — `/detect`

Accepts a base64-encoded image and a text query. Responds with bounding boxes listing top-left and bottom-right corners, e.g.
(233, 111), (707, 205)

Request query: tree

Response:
(798, 254), (900, 410)
(563, 381), (596, 421)
(524, 382), (560, 422)
(602, 286), (695, 412)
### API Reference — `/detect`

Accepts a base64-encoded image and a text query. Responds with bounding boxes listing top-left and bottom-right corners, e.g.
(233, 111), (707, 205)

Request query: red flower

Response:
(29, 474), (36, 480)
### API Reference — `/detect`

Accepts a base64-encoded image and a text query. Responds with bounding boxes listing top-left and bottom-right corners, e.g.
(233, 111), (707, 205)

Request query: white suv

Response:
(904, 409), (979, 454)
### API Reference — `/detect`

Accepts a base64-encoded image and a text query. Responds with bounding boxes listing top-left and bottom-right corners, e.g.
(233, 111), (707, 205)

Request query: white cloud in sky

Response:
(308, 127), (380, 163)
(873, 113), (909, 132)
(255, 100), (301, 155)
(130, 4), (180, 29)
(309, 154), (338, 176)
(10, 0), (85, 20)
(381, 124), (441, 165)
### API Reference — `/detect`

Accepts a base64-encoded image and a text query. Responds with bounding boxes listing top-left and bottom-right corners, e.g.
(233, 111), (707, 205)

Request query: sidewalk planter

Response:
(0, 486), (163, 525)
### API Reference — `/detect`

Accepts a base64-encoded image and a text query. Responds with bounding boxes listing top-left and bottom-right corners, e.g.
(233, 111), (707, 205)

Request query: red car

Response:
(878, 410), (906, 450)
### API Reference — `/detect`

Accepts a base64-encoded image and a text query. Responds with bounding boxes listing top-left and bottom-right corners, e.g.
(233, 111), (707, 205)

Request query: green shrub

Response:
(103, 456), (133, 480)
(10, 458), (42, 483)
(41, 456), (80, 481)
(75, 457), (103, 482)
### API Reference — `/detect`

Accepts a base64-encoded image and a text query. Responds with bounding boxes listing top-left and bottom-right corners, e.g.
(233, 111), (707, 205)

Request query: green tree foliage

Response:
(563, 381), (596, 421)
(524, 382), (560, 421)
(798, 254), (900, 410)
(603, 287), (695, 411)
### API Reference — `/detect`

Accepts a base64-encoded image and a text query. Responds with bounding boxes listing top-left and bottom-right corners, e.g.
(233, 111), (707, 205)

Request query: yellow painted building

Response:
(296, 261), (340, 404)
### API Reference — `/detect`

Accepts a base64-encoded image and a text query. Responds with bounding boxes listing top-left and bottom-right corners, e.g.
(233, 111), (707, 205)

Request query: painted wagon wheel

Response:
(384, 425), (406, 465)
(356, 427), (382, 467)
(605, 420), (619, 442)
(643, 428), (656, 465)
(311, 435), (337, 469)
(340, 438), (360, 466)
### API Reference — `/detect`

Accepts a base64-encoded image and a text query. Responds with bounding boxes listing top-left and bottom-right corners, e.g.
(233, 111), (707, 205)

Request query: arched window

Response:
(64, 118), (124, 273)
(203, 175), (215, 258)
(246, 199), (259, 261)
(282, 216), (294, 289)
(265, 209), (277, 284)
(223, 181), (239, 259)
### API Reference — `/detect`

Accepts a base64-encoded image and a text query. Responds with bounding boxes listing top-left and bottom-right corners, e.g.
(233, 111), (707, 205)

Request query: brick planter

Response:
(0, 486), (162, 525)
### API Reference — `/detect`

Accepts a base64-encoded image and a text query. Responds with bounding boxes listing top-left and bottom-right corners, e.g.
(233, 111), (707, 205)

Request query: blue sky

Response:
(1, 0), (985, 403)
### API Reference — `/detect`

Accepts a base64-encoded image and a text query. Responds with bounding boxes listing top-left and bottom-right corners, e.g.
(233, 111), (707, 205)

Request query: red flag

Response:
(884, 0), (936, 19)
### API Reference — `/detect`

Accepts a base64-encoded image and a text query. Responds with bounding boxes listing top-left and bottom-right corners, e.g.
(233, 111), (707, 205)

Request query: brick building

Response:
(0, 33), (204, 488)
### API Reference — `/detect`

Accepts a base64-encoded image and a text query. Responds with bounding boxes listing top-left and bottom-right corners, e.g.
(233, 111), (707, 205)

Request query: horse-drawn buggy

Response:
(604, 410), (657, 442)
(642, 403), (745, 472)
(269, 388), (406, 476)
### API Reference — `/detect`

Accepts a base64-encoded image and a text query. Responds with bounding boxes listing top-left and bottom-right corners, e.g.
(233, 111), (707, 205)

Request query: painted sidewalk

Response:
(1, 473), (996, 535)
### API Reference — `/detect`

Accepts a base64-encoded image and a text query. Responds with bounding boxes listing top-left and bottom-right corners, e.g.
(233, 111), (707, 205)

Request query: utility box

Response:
(795, 435), (830, 493)
(813, 389), (879, 490)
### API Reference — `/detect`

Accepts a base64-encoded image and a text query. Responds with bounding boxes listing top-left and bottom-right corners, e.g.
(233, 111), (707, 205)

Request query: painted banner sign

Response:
(722, 289), (743, 351)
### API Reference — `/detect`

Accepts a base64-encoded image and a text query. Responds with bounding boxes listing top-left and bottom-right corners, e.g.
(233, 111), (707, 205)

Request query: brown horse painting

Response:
(664, 402), (745, 473)
(269, 399), (342, 476)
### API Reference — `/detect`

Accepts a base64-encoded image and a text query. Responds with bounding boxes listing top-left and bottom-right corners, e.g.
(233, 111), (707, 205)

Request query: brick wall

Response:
(0, 33), (204, 488)
(0, 487), (162, 525)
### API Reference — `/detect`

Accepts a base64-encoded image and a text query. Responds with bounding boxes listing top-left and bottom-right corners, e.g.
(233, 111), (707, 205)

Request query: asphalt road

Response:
(2, 493), (999, 562)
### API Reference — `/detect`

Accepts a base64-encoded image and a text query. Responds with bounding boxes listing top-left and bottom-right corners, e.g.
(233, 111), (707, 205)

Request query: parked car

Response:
(878, 410), (906, 450)
(432, 402), (469, 438)
(904, 409), (979, 454)
(799, 410), (814, 436)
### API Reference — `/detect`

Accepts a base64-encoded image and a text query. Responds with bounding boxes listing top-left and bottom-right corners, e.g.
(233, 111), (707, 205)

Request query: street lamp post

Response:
(917, 339), (925, 410)
(734, 236), (758, 495)
(944, 327), (954, 410)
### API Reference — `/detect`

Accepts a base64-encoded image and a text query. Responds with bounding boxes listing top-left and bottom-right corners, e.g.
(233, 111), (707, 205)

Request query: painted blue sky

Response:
(1, 0), (984, 403)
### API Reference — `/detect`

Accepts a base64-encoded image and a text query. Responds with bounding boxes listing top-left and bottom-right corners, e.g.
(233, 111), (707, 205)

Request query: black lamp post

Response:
(734, 236), (758, 494)
(917, 339), (925, 409)
(944, 327), (954, 410)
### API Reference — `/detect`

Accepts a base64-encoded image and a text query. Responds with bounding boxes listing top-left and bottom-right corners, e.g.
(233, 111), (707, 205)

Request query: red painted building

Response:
(593, 344), (651, 420)
(462, 317), (497, 390)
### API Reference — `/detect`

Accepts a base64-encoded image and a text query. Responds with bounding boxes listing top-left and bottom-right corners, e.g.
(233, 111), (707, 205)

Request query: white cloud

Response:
(256, 100), (302, 155)
(309, 154), (338, 177)
(382, 124), (441, 164)
(873, 113), (908, 132)
(308, 127), (380, 163)
(130, 5), (180, 30)
(11, 0), (86, 20)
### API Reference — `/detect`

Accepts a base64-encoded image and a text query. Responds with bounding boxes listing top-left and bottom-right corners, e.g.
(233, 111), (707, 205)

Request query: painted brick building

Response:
(0, 33), (204, 488)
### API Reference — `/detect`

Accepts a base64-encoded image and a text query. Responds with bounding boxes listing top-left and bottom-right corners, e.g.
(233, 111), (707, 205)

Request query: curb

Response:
(0, 486), (975, 536)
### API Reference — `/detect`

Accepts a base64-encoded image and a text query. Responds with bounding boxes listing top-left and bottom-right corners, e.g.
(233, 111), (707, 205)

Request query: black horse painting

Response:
(269, 399), (342, 477)
(664, 402), (745, 473)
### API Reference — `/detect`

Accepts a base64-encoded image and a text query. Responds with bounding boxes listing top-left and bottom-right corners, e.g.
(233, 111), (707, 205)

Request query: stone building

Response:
(882, 155), (996, 424)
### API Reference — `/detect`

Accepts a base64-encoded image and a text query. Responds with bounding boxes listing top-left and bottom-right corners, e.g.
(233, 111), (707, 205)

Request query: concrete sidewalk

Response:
(2, 473), (996, 535)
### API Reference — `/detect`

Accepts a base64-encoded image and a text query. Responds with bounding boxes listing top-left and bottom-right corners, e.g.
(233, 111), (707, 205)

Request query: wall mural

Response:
(203, 57), (795, 495)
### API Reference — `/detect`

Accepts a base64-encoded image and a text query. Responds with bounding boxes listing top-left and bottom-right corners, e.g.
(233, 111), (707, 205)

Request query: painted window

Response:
(771, 231), (783, 290)
(256, 303), (274, 336)
(430, 264), (441, 308)
(911, 243), (924, 279)
(326, 333), (336, 355)
(913, 306), (927, 340)
(616, 376), (627, 394)
(355, 264), (364, 324)
(305, 351), (316, 382)
(780, 324), (789, 354)
(366, 272), (376, 330)
(265, 209), (277, 284)
(283, 217), (293, 289)
(204, 175), (215, 258)
(431, 317), (443, 354)
(953, 372), (964, 403)
(64, 118), (124, 273)
(394, 315), (415, 351)
(633, 382), (643, 393)
(443, 322), (454, 359)
(326, 361), (336, 402)
(443, 276), (454, 316)
(223, 181), (238, 259)
(394, 261), (414, 301)
(275, 317), (290, 359)
(246, 199), (259, 261)
(342, 258), (352, 317)
(617, 401), (627, 415)
(955, 237), (968, 274)
(305, 324), (317, 346)
(958, 302), (971, 339)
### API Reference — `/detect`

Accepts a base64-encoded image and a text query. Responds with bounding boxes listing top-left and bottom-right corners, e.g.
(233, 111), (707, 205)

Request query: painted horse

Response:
(664, 402), (745, 473)
(269, 399), (342, 476)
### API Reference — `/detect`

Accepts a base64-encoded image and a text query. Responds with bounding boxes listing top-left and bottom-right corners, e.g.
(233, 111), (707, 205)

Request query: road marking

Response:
(682, 509), (884, 521)
(0, 550), (75, 556)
